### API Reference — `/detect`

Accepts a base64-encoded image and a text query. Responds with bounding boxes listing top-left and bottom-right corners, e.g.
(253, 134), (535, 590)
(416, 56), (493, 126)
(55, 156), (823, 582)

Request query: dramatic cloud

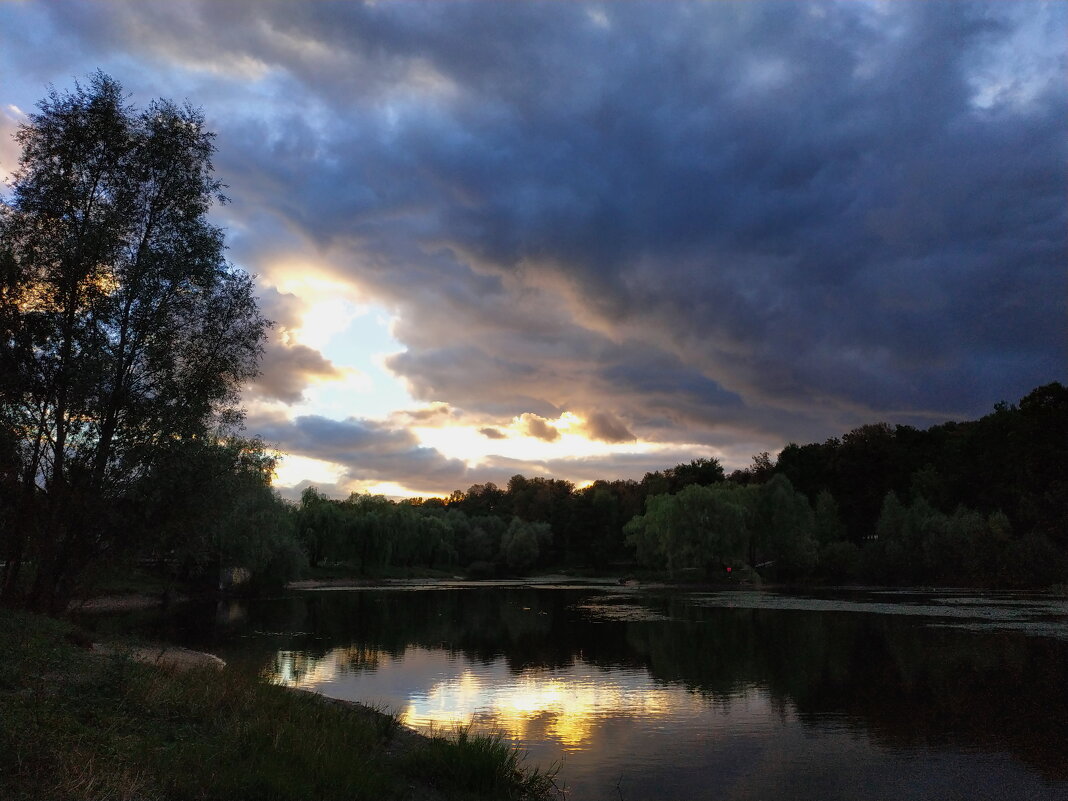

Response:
(244, 287), (346, 404)
(396, 404), (454, 424)
(2, 1), (1063, 495)
(250, 411), (469, 494)
(582, 412), (636, 444)
(519, 413), (560, 443)
(251, 343), (343, 405)
(198, 1), (1060, 433)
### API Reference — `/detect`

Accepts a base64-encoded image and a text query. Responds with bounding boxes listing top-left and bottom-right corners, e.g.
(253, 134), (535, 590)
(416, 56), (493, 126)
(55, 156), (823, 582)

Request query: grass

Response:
(407, 725), (559, 801)
(0, 609), (559, 800)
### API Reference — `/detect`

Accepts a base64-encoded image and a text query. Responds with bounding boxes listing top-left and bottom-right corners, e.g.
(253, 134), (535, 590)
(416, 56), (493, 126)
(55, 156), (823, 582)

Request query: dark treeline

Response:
(292, 382), (1066, 589)
(776, 383), (1067, 547)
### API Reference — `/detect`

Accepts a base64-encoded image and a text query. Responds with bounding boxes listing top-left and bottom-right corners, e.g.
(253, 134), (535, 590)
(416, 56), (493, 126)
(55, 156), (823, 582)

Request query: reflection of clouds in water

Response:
(252, 594), (1068, 801)
(267, 645), (779, 751)
(402, 666), (702, 749)
(271, 650), (331, 687)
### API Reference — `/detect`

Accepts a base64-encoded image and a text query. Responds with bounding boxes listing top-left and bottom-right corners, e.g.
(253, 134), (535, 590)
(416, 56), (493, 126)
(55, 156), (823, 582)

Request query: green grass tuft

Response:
(406, 724), (560, 800)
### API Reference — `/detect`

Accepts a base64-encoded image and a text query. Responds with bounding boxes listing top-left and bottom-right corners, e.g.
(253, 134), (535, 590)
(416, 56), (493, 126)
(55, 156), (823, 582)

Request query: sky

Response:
(1, 1), (1065, 500)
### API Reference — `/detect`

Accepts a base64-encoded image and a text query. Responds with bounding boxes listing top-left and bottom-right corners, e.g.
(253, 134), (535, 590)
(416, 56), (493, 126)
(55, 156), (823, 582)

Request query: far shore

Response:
(67, 573), (631, 613)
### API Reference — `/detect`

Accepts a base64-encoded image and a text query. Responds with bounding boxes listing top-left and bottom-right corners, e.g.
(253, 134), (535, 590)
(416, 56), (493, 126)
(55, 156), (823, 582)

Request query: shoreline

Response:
(90, 641), (227, 671)
(2, 608), (558, 800)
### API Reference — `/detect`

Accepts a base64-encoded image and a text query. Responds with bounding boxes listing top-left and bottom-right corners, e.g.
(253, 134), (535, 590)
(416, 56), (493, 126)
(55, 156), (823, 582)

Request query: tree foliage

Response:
(0, 73), (268, 610)
(287, 490), (552, 578)
(625, 484), (751, 577)
(776, 383), (1068, 548)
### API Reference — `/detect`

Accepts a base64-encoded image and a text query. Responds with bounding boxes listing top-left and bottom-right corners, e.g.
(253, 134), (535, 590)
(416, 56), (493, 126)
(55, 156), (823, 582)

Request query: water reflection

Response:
(84, 586), (1068, 800)
(271, 646), (725, 750)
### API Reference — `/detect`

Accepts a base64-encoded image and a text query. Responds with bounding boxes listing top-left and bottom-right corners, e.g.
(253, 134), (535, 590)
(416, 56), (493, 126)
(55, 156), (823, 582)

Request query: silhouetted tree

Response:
(750, 474), (817, 578)
(0, 73), (267, 610)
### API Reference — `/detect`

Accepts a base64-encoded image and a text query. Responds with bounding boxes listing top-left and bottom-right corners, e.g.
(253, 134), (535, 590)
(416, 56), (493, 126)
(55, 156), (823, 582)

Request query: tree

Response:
(669, 457), (726, 488)
(0, 73), (267, 611)
(625, 483), (750, 577)
(501, 518), (546, 573)
(296, 487), (345, 568)
(813, 489), (845, 546)
(133, 437), (304, 591)
(751, 474), (817, 578)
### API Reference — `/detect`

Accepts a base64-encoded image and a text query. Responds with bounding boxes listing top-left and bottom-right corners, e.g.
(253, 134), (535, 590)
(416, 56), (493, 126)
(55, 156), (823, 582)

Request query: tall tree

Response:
(0, 73), (267, 611)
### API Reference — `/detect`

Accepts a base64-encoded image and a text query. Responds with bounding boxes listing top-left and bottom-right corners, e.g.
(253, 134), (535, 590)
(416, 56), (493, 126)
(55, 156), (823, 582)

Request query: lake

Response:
(85, 581), (1068, 800)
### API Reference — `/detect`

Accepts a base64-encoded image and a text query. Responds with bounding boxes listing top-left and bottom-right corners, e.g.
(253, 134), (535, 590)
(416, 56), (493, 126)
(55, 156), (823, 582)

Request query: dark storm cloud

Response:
(251, 413), (418, 460)
(182, 0), (1060, 439)
(9, 1), (1065, 468)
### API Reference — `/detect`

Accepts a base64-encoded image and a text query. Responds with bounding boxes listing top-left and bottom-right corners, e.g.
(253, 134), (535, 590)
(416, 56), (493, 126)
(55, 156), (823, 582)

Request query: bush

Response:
(1004, 532), (1066, 588)
(466, 561), (498, 580)
(820, 541), (862, 583)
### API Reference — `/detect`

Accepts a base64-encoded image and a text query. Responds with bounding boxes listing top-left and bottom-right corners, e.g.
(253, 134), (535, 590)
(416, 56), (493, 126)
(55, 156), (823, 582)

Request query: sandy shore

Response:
(91, 642), (226, 671)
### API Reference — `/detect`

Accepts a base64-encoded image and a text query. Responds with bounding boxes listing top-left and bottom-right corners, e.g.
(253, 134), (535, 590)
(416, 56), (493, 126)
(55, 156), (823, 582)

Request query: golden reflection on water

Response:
(401, 668), (690, 748)
(269, 647), (709, 750)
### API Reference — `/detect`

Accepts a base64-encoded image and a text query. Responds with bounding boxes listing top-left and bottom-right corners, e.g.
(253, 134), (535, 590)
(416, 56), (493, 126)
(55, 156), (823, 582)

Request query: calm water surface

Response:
(89, 583), (1068, 800)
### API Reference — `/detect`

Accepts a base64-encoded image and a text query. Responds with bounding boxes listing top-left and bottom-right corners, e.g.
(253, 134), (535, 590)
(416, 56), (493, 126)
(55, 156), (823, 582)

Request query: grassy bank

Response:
(0, 610), (557, 800)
